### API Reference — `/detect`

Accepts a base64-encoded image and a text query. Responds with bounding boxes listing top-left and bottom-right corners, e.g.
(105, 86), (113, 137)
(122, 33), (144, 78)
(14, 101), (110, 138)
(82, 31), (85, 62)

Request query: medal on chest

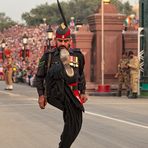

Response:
(69, 56), (78, 67)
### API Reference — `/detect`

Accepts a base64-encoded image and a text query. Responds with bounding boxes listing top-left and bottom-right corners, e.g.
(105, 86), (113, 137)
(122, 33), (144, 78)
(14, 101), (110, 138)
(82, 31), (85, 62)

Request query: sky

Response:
(0, 0), (138, 23)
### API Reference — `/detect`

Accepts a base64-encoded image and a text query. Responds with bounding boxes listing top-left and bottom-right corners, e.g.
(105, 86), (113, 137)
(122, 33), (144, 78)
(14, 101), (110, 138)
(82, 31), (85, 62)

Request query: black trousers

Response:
(47, 83), (83, 148)
(59, 98), (83, 148)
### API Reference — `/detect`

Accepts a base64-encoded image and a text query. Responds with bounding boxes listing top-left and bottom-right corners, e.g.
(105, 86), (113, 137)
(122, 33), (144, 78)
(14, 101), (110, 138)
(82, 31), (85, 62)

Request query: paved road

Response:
(0, 81), (148, 148)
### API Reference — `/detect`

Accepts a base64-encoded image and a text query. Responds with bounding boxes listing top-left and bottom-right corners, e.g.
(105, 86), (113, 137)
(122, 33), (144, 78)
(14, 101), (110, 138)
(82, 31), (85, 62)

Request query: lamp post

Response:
(22, 34), (28, 61)
(75, 19), (83, 31)
(43, 18), (47, 24)
(1, 39), (6, 62)
(46, 25), (54, 50)
(70, 17), (75, 33)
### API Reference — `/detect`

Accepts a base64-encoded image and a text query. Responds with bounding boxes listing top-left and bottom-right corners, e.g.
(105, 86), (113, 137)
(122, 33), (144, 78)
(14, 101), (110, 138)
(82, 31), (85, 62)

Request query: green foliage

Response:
(21, 0), (133, 26)
(109, 0), (133, 15)
(122, 1), (133, 15)
(0, 13), (16, 31)
(68, 0), (100, 23)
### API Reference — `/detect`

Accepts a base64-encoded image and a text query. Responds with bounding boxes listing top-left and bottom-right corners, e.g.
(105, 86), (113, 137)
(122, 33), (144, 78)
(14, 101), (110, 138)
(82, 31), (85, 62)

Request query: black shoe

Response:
(4, 88), (13, 91)
(7, 88), (13, 91)
(133, 93), (137, 98)
(128, 93), (137, 99)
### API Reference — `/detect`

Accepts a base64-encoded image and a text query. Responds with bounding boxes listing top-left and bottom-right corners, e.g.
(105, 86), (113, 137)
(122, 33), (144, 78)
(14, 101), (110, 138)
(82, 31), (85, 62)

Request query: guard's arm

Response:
(77, 51), (86, 94)
(35, 53), (48, 96)
(128, 57), (140, 70)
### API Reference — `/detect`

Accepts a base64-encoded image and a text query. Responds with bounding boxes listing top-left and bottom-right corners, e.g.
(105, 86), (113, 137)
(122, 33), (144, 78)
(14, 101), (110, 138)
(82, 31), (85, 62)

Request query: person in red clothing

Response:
(3, 56), (13, 90)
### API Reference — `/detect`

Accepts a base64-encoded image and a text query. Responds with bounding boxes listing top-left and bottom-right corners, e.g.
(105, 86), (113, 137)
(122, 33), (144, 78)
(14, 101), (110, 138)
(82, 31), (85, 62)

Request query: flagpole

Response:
(98, 0), (111, 93)
(101, 0), (104, 85)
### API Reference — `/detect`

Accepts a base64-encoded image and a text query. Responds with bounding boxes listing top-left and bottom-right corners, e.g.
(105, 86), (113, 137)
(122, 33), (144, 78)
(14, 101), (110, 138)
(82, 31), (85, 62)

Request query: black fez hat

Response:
(56, 0), (71, 39)
(56, 23), (71, 38)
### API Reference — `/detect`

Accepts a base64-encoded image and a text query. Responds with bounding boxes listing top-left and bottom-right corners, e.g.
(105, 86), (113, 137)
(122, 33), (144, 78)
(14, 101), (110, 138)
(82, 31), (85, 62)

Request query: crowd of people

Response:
(0, 20), (88, 147)
(0, 23), (58, 86)
(0, 23), (140, 96)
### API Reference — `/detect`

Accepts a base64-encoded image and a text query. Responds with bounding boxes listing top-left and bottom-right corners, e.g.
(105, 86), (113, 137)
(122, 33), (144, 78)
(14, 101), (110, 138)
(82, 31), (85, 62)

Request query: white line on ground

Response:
(86, 111), (148, 129)
(0, 90), (21, 96)
(0, 91), (37, 100)
(1, 90), (148, 129)
(88, 102), (148, 105)
(0, 103), (36, 107)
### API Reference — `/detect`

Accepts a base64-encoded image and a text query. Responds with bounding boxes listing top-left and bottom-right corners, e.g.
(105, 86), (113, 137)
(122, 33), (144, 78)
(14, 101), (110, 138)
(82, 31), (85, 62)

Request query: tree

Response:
(0, 13), (16, 31)
(21, 0), (133, 26)
(122, 1), (133, 16)
(22, 2), (60, 26)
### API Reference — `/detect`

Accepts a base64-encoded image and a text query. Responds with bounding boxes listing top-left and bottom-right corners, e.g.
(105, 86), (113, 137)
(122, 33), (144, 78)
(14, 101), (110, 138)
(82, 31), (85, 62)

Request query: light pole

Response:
(75, 19), (83, 31)
(43, 18), (47, 24)
(101, 0), (105, 86)
(70, 17), (75, 32)
(46, 25), (54, 50)
(1, 39), (6, 62)
(22, 34), (28, 61)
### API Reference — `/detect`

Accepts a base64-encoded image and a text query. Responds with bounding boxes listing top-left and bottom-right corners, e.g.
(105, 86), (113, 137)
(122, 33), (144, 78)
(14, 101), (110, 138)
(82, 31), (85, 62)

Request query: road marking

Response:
(0, 90), (21, 96)
(88, 102), (148, 105)
(0, 103), (36, 107)
(1, 90), (148, 129)
(0, 103), (55, 110)
(1, 90), (148, 104)
(0, 91), (37, 100)
(1, 101), (148, 129)
(86, 111), (148, 129)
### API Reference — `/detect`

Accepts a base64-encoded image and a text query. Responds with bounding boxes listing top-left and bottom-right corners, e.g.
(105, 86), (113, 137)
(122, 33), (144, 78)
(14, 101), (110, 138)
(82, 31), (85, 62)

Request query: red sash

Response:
(68, 82), (83, 104)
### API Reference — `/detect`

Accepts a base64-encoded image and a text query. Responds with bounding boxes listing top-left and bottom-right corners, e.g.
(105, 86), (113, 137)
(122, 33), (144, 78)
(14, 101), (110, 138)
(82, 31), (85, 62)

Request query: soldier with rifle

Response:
(115, 52), (130, 97)
(35, 0), (87, 147)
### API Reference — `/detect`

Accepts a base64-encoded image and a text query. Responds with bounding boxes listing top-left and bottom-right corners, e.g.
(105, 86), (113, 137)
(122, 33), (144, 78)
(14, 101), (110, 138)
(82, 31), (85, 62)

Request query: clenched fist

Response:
(38, 95), (47, 109)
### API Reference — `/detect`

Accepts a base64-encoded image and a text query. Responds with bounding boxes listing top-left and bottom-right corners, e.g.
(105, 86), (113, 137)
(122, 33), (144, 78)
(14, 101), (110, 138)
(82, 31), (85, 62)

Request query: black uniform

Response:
(35, 47), (86, 148)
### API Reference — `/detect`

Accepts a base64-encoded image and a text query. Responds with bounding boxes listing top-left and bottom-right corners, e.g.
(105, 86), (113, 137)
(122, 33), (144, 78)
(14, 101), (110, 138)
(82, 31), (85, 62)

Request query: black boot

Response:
(129, 93), (137, 99)
(133, 93), (138, 98)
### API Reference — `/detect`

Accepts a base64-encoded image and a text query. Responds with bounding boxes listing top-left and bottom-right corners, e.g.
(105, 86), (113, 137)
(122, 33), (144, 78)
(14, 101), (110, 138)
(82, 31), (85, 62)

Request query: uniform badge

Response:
(69, 56), (79, 67)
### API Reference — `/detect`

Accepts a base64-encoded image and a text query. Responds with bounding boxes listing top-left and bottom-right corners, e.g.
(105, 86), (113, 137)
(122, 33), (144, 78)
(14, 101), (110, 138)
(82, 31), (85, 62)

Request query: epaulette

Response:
(72, 48), (81, 52)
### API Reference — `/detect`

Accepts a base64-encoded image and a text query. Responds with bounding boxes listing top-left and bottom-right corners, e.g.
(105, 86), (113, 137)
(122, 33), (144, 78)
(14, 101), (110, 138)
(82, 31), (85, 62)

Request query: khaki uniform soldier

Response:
(3, 57), (13, 90)
(127, 51), (140, 98)
(115, 53), (130, 96)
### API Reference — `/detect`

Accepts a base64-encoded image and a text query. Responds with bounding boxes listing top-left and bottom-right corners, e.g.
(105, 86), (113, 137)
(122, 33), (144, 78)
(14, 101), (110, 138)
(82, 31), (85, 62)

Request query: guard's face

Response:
(56, 38), (71, 49)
